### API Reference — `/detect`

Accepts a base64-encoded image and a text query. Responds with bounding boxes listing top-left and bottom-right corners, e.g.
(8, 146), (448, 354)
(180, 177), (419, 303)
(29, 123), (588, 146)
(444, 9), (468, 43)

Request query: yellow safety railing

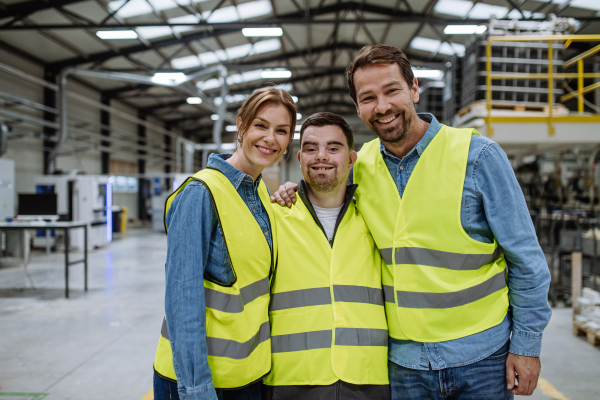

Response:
(485, 35), (600, 136)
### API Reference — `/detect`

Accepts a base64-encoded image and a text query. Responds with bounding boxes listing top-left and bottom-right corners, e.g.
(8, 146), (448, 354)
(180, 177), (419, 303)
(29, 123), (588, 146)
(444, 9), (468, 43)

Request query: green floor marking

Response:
(0, 393), (49, 400)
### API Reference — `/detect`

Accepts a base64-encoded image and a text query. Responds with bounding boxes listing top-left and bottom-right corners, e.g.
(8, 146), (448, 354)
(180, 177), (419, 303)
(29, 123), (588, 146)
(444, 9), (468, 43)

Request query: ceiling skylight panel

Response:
(570, 0), (600, 11)
(237, 0), (273, 19)
(227, 43), (253, 60)
(137, 26), (173, 39)
(410, 37), (442, 54)
(169, 14), (200, 35)
(439, 42), (465, 56)
(433, 0), (473, 17)
(410, 37), (465, 57)
(109, 0), (212, 18)
(227, 74), (245, 85)
(171, 55), (201, 69)
(198, 51), (222, 65)
(108, 0), (154, 18)
(251, 39), (281, 55)
(202, 5), (239, 23)
(198, 78), (221, 91)
(242, 70), (265, 82)
(467, 3), (508, 19)
(506, 9), (546, 18)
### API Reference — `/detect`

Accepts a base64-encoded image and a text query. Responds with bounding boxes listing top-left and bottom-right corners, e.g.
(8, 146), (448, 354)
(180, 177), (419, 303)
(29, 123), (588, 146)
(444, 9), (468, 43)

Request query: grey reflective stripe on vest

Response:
(394, 247), (503, 271)
(396, 270), (507, 309)
(271, 328), (388, 353)
(161, 318), (270, 360)
(270, 287), (331, 311)
(382, 285), (395, 304)
(206, 321), (270, 360)
(335, 328), (388, 347)
(270, 285), (386, 311)
(333, 285), (384, 306)
(380, 248), (393, 265)
(206, 276), (269, 313)
(271, 330), (332, 353)
(379, 246), (503, 270)
(161, 317), (170, 340)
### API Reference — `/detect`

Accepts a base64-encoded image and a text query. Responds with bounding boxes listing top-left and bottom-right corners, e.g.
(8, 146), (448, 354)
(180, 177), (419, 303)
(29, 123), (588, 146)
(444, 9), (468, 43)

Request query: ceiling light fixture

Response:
(412, 69), (444, 79)
(226, 125), (238, 132)
(96, 30), (138, 39)
(211, 114), (219, 121)
(291, 96), (298, 103)
(242, 27), (283, 37)
(151, 72), (186, 84)
(186, 97), (202, 104)
(443, 25), (487, 34)
(296, 113), (302, 120)
(261, 70), (292, 79)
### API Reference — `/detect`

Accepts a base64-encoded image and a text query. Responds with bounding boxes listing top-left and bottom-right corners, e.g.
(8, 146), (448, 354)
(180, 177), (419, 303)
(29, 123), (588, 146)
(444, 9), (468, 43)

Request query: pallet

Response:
(573, 319), (600, 346)
(456, 100), (566, 117)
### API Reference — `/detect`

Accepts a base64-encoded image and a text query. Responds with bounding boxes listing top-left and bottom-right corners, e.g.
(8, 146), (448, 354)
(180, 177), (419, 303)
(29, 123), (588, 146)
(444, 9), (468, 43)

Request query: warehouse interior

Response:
(1, 0), (600, 399)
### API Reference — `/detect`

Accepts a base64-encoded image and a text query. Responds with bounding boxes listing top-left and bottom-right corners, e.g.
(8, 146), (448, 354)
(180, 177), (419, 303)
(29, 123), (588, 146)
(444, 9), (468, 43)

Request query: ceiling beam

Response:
(7, 16), (588, 31)
(0, 0), (85, 20)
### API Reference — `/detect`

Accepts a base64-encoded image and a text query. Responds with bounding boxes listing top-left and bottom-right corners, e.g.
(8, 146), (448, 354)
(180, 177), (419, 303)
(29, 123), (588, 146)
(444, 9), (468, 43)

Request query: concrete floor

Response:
(0, 229), (599, 400)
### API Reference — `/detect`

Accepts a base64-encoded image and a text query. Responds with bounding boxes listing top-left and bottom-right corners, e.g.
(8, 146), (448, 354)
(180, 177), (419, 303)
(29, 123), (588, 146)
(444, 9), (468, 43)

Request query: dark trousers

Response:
(153, 371), (262, 400)
(262, 380), (390, 400)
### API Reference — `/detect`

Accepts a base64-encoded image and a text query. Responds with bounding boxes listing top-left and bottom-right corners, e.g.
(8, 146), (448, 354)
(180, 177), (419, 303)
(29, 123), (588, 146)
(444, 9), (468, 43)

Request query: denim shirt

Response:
(164, 153), (272, 400)
(350, 114), (551, 370)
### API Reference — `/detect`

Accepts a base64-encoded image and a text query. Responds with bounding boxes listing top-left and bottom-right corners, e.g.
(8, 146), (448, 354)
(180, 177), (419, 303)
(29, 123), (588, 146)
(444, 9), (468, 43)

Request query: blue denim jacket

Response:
(350, 114), (551, 370)
(164, 153), (272, 400)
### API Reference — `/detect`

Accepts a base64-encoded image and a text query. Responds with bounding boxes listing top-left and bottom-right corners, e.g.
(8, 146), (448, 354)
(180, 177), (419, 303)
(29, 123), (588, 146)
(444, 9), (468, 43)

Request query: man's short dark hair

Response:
(346, 44), (414, 104)
(299, 112), (354, 149)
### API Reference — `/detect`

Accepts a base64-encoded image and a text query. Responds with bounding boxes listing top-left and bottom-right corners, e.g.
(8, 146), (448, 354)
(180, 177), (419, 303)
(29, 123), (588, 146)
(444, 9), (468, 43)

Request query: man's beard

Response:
(367, 108), (412, 144)
(305, 164), (339, 193)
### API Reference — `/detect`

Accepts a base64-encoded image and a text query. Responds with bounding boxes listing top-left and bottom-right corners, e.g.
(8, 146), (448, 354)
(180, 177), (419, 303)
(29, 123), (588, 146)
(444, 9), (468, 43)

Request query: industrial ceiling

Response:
(0, 0), (599, 141)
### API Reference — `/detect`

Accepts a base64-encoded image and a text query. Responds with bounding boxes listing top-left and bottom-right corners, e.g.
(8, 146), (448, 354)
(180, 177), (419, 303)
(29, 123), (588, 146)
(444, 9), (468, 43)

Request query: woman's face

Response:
(237, 102), (292, 175)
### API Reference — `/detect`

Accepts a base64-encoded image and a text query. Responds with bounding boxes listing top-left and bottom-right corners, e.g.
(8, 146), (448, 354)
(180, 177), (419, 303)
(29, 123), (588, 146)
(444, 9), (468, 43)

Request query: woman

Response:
(153, 87), (297, 400)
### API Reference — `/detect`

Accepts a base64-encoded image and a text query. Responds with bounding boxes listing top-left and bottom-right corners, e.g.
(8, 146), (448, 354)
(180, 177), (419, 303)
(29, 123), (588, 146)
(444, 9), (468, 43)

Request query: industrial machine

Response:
(33, 174), (112, 250)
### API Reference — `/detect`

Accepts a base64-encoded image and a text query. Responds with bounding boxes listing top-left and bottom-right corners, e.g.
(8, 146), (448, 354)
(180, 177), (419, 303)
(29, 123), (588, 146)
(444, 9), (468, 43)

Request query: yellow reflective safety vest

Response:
(264, 184), (389, 386)
(154, 168), (276, 389)
(353, 125), (508, 343)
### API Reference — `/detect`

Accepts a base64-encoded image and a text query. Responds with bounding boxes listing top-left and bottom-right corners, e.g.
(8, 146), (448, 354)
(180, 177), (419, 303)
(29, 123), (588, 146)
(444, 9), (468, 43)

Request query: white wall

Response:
(0, 48), (185, 220)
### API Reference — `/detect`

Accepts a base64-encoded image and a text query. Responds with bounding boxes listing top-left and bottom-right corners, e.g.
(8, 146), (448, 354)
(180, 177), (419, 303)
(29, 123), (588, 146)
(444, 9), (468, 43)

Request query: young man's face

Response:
(353, 63), (419, 144)
(298, 125), (357, 193)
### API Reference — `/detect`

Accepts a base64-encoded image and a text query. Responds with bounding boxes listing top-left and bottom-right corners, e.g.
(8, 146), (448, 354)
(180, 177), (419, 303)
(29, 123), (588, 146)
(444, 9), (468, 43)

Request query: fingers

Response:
(506, 358), (516, 392)
(506, 354), (540, 396)
(271, 192), (287, 206)
(284, 188), (296, 206)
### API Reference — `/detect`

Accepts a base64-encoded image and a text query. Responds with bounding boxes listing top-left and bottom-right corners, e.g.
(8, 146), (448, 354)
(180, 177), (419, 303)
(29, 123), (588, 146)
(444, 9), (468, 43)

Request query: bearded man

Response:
(272, 45), (551, 399)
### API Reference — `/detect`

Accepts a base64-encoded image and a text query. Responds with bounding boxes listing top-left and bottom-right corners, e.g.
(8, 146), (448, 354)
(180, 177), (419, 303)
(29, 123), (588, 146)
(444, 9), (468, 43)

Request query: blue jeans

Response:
(153, 371), (262, 400)
(389, 340), (514, 400)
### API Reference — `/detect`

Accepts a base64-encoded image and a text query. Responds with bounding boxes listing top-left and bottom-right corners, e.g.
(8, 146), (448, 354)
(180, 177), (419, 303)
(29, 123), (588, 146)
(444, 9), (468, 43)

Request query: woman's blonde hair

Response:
(237, 87), (297, 141)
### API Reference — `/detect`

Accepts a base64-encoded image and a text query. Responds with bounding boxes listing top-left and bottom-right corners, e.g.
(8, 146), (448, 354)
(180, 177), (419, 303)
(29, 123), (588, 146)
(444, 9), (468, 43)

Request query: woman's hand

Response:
(270, 182), (298, 207)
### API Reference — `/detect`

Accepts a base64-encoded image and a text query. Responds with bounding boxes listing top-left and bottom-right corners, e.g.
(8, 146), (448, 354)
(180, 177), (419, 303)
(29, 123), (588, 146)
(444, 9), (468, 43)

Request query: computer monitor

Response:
(17, 193), (58, 219)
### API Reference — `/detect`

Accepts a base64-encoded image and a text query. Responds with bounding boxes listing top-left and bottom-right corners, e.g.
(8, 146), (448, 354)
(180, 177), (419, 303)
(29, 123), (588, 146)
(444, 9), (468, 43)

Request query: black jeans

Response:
(262, 380), (390, 400)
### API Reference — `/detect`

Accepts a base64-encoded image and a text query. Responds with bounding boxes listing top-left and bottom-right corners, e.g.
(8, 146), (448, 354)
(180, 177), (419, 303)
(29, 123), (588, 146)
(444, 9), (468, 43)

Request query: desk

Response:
(0, 221), (88, 298)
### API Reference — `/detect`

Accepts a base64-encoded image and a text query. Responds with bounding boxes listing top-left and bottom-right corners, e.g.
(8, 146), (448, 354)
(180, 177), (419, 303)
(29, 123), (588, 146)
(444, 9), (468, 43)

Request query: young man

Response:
(273, 45), (551, 399)
(263, 112), (390, 400)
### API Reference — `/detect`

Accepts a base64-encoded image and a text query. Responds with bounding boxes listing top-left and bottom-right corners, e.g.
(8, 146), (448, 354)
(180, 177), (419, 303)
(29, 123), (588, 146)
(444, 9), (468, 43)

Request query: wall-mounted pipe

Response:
(52, 66), (233, 173)
(212, 65), (228, 153)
